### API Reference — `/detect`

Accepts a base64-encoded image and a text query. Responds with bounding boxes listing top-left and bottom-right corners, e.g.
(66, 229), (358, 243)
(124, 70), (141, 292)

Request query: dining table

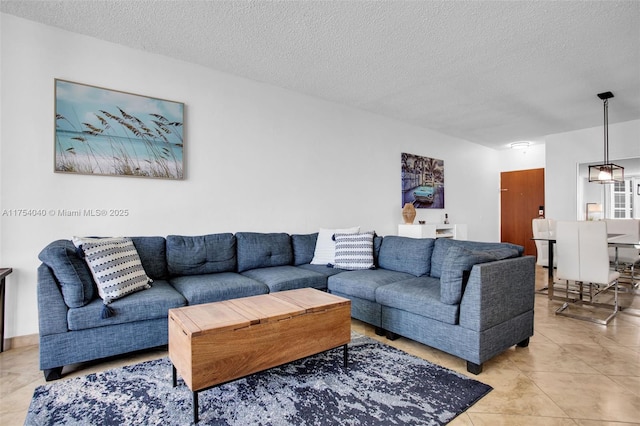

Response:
(533, 233), (640, 301)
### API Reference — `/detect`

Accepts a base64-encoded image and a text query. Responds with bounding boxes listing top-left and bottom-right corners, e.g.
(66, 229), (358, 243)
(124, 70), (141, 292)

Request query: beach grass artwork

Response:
(55, 79), (184, 179)
(401, 152), (445, 208)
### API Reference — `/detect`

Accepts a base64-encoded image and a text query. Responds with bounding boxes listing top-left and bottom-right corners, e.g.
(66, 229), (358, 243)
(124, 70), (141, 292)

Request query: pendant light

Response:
(588, 91), (624, 183)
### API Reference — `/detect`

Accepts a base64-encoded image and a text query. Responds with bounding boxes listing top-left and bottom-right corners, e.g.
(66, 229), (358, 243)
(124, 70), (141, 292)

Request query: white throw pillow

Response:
(310, 226), (360, 265)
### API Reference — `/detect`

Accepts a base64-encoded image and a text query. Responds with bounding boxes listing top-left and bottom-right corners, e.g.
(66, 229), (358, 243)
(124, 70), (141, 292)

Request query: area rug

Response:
(25, 334), (491, 425)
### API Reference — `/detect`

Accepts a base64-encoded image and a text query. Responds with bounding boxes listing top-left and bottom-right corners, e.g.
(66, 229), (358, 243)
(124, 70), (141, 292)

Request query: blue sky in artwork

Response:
(55, 80), (183, 140)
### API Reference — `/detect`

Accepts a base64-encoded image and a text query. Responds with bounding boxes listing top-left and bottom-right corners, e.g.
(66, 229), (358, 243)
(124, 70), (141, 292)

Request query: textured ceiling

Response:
(2, 0), (639, 149)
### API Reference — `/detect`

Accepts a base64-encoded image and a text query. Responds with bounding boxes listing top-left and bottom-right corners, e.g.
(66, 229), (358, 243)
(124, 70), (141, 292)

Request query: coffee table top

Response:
(271, 288), (350, 312)
(170, 288), (349, 337)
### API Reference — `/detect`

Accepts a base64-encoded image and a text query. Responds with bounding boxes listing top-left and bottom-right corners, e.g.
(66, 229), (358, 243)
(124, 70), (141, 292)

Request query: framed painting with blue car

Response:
(401, 152), (445, 209)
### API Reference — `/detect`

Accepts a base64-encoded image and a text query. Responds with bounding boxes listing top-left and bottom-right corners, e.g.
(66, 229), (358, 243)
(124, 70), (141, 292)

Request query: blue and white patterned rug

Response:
(25, 334), (491, 425)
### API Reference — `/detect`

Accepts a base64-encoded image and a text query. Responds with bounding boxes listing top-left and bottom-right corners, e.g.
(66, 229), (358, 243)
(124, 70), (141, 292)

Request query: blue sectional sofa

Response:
(37, 231), (535, 380)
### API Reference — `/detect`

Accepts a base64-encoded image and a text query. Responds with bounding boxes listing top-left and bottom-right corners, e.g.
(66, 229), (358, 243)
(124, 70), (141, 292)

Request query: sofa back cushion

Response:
(291, 233), (318, 266)
(373, 235), (384, 266)
(378, 236), (434, 277)
(236, 232), (293, 272)
(430, 238), (523, 278)
(130, 236), (169, 280)
(166, 234), (236, 276)
(440, 246), (498, 305)
(38, 240), (96, 308)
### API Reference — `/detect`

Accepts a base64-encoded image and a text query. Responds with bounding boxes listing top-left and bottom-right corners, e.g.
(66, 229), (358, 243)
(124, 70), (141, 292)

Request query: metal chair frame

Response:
(555, 221), (620, 325)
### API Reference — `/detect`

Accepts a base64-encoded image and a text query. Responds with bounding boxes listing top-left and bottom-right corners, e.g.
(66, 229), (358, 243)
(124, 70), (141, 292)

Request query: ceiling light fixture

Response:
(588, 92), (624, 184)
(510, 141), (531, 150)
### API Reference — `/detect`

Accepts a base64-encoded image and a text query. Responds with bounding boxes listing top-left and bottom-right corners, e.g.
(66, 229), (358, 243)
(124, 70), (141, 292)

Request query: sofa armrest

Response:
(37, 263), (70, 336)
(459, 256), (535, 332)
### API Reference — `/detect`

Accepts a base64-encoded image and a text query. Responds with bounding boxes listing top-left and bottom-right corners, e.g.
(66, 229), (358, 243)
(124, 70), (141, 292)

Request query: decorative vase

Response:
(402, 203), (416, 224)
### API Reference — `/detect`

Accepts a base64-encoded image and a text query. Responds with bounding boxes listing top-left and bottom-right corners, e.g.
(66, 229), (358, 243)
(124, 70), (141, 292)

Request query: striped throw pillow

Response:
(333, 231), (375, 270)
(80, 237), (152, 304)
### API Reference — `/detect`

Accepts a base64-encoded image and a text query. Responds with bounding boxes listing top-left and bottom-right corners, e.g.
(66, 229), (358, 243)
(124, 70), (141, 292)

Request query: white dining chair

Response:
(604, 219), (640, 287)
(532, 218), (557, 268)
(555, 220), (620, 325)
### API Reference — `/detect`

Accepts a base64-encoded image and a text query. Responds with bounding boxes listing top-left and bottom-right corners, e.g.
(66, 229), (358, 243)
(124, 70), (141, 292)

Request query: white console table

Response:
(398, 224), (467, 240)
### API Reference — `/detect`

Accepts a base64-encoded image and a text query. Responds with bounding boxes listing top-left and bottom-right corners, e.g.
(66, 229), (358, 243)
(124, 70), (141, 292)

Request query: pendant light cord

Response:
(603, 97), (609, 164)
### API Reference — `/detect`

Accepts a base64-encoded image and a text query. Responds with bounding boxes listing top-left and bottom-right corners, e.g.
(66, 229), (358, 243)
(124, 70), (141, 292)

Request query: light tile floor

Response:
(1, 266), (639, 425)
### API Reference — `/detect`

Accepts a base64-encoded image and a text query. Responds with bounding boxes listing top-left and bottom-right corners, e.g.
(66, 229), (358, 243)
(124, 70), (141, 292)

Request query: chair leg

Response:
(615, 262), (640, 290)
(631, 263), (640, 289)
(555, 280), (619, 325)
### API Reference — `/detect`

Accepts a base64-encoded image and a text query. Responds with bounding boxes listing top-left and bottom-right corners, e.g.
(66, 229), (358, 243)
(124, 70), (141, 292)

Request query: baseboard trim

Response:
(3, 333), (38, 350)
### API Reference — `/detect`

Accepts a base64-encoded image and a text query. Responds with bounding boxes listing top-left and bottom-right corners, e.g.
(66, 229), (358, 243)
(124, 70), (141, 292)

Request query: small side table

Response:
(0, 268), (13, 353)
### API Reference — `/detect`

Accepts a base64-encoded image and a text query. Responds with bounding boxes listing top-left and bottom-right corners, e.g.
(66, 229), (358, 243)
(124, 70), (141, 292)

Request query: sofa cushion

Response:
(130, 236), (169, 280)
(311, 226), (359, 265)
(67, 280), (186, 331)
(38, 240), (96, 308)
(297, 263), (345, 277)
(327, 269), (414, 301)
(170, 272), (269, 305)
(241, 265), (326, 292)
(167, 234), (236, 276)
(430, 238), (523, 278)
(333, 231), (375, 270)
(378, 236), (435, 277)
(78, 237), (152, 304)
(375, 277), (459, 325)
(373, 235), (383, 266)
(291, 233), (318, 266)
(236, 232), (293, 273)
(440, 246), (500, 305)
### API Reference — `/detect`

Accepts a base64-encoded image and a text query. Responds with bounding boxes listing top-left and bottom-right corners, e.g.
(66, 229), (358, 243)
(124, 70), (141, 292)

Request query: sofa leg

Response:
(517, 337), (530, 348)
(466, 361), (483, 375)
(44, 367), (63, 381)
(374, 327), (385, 336)
(385, 331), (399, 341)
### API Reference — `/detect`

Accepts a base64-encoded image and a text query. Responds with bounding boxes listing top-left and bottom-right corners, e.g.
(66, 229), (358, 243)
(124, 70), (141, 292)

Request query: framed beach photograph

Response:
(401, 152), (445, 209)
(54, 79), (184, 179)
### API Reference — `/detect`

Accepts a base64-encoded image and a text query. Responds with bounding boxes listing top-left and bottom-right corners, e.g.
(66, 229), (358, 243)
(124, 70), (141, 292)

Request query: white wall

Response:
(545, 119), (640, 221)
(0, 14), (501, 338)
(498, 144), (545, 173)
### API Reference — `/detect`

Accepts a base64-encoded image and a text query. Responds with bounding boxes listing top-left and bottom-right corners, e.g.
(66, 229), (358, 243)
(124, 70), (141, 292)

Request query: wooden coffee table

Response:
(168, 288), (351, 423)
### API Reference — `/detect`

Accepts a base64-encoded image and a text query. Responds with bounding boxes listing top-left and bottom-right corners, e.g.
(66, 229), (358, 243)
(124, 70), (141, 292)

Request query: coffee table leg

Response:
(343, 344), (348, 367)
(172, 365), (177, 387)
(193, 391), (199, 424)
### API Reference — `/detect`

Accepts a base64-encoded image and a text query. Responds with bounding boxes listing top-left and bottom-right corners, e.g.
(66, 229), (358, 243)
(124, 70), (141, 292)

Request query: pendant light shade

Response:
(588, 92), (624, 184)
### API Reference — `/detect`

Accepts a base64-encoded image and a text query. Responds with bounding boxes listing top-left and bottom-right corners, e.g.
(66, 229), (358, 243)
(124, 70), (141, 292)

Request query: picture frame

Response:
(401, 152), (445, 209)
(54, 79), (184, 179)
(586, 202), (602, 221)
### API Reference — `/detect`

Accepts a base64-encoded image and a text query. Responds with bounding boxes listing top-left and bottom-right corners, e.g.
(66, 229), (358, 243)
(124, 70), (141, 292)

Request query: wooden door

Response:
(500, 168), (545, 256)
